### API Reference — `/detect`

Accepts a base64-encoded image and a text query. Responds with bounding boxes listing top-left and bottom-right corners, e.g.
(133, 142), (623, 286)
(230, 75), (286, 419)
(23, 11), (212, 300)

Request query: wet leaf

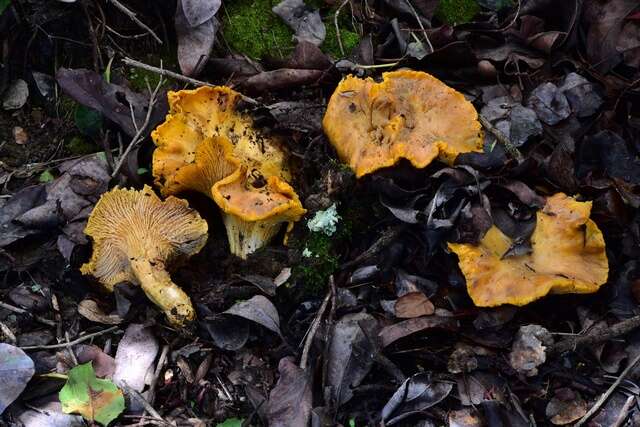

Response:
(0, 344), (35, 415)
(56, 68), (167, 137)
(273, 0), (325, 46)
(545, 388), (587, 425)
(394, 292), (435, 318)
(526, 82), (570, 125)
(583, 0), (639, 72)
(224, 295), (281, 335)
(577, 130), (640, 185)
(379, 316), (457, 347)
(381, 373), (453, 425)
(240, 69), (323, 93)
(113, 324), (158, 392)
(235, 274), (276, 296)
(267, 357), (312, 427)
(13, 395), (84, 427)
(59, 363), (124, 426)
(204, 315), (250, 350)
(327, 312), (378, 405)
(175, 0), (218, 76)
(558, 72), (603, 118)
(180, 0), (220, 27)
(77, 299), (123, 325)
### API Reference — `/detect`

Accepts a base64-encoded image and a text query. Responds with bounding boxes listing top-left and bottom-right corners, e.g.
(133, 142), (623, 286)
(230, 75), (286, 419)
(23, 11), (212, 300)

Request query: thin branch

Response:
(574, 352), (640, 426)
(551, 314), (640, 355)
(111, 72), (164, 179)
(122, 383), (168, 425)
(334, 0), (350, 56)
(122, 56), (211, 87)
(105, 0), (162, 44)
(478, 114), (524, 162)
(340, 225), (406, 270)
(404, 0), (433, 54)
(0, 301), (56, 327)
(20, 326), (120, 350)
(121, 57), (260, 105)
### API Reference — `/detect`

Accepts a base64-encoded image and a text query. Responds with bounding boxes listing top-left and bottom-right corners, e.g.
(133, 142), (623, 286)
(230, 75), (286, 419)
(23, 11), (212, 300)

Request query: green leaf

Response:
(74, 105), (103, 137)
(216, 418), (244, 427)
(137, 167), (149, 175)
(38, 170), (55, 183)
(59, 362), (124, 426)
(0, 0), (11, 15)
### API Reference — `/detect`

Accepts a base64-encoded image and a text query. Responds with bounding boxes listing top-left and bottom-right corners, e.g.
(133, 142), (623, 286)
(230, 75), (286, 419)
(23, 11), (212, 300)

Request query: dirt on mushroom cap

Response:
(322, 70), (483, 178)
(448, 193), (609, 307)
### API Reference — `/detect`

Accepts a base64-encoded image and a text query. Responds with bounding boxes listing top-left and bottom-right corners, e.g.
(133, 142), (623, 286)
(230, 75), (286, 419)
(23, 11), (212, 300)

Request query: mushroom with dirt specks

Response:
(152, 86), (306, 259)
(80, 185), (208, 326)
(322, 70), (483, 178)
(448, 193), (609, 307)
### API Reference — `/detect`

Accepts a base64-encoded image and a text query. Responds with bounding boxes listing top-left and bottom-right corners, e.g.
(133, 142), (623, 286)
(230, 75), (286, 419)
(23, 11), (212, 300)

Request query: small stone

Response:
(13, 127), (28, 145)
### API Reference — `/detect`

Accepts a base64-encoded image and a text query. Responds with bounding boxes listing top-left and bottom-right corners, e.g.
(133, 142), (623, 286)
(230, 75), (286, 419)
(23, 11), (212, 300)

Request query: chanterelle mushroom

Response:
(448, 193), (609, 307)
(80, 185), (208, 326)
(152, 86), (306, 259)
(323, 70), (483, 178)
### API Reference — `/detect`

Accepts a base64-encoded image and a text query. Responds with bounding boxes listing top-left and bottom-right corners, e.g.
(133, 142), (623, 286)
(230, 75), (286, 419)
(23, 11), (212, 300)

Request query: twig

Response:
(574, 352), (640, 427)
(80, 0), (103, 72)
(0, 301), (56, 327)
(20, 326), (120, 350)
(122, 383), (167, 424)
(300, 291), (331, 370)
(65, 331), (79, 366)
(122, 56), (211, 87)
(111, 72), (164, 178)
(121, 57), (261, 106)
(478, 114), (524, 162)
(147, 344), (169, 406)
(551, 314), (640, 355)
(105, 0), (162, 44)
(334, 0), (350, 56)
(340, 225), (406, 270)
(404, 0), (433, 54)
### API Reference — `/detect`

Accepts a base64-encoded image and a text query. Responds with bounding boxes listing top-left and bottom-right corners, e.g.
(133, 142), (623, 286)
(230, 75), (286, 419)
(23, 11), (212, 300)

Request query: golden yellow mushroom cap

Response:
(80, 185), (208, 325)
(448, 193), (609, 307)
(322, 70), (483, 178)
(151, 86), (306, 257)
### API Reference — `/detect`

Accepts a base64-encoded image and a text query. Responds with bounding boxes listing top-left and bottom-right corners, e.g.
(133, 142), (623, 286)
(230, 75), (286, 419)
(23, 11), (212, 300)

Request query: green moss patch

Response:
(222, 0), (295, 60)
(435, 0), (480, 25)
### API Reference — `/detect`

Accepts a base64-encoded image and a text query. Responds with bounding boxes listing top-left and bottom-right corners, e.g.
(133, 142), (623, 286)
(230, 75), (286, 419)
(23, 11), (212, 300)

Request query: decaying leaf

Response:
(272, 0), (326, 46)
(327, 312), (378, 405)
(224, 295), (282, 336)
(56, 68), (167, 137)
(113, 324), (159, 392)
(59, 362), (124, 426)
(175, 0), (219, 76)
(0, 344), (35, 415)
(77, 299), (123, 325)
(266, 357), (312, 427)
(379, 316), (458, 347)
(394, 292), (435, 318)
(381, 373), (453, 425)
(545, 388), (587, 425)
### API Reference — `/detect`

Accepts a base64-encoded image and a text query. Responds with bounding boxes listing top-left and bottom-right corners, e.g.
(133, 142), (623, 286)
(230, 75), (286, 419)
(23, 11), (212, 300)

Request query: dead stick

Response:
(0, 301), (56, 327)
(122, 56), (211, 87)
(121, 57), (260, 105)
(20, 326), (120, 350)
(105, 0), (162, 44)
(574, 352), (640, 426)
(551, 314), (640, 355)
(478, 114), (524, 162)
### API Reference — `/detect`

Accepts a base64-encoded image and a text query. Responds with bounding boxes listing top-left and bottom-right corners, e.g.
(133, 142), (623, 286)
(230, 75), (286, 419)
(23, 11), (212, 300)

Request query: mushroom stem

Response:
(130, 258), (195, 326)
(221, 214), (284, 259)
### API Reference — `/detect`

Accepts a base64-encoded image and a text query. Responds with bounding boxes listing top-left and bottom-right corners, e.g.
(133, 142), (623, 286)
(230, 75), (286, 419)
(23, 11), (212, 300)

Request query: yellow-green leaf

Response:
(59, 362), (124, 426)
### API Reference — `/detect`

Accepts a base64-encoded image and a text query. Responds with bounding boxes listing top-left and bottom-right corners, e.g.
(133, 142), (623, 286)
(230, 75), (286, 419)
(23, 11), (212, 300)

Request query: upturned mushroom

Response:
(80, 185), (208, 326)
(448, 193), (609, 307)
(323, 70), (483, 178)
(152, 86), (306, 259)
